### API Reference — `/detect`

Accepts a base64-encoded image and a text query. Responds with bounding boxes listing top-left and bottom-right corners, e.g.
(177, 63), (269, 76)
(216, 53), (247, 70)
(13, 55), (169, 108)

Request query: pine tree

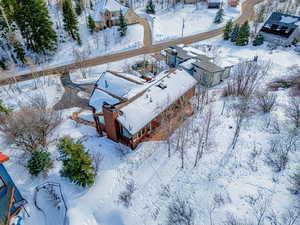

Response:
(236, 21), (250, 46)
(27, 150), (52, 176)
(146, 0), (155, 14)
(74, 0), (83, 16)
(252, 34), (264, 46)
(223, 20), (233, 40)
(12, 40), (26, 64)
(87, 14), (96, 33)
(1, 0), (27, 65)
(118, 11), (127, 37)
(230, 24), (240, 42)
(214, 8), (224, 24)
(14, 0), (57, 55)
(58, 136), (96, 187)
(62, 0), (81, 44)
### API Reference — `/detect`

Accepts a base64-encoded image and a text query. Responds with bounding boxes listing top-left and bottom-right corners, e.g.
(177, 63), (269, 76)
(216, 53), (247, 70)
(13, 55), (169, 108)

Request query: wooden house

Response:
(165, 46), (233, 87)
(0, 153), (27, 225)
(259, 12), (300, 46)
(89, 69), (197, 149)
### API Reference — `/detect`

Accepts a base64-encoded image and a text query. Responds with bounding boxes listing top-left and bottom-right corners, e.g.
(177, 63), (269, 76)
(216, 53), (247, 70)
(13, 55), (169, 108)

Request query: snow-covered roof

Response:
(89, 89), (120, 114)
(93, 0), (128, 21)
(179, 58), (197, 70)
(117, 69), (197, 135)
(95, 71), (145, 99)
(208, 0), (221, 3)
(260, 12), (300, 39)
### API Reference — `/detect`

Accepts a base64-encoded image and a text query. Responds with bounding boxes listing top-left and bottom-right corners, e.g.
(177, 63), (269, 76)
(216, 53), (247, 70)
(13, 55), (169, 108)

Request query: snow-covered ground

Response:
(2, 37), (300, 225)
(139, 2), (242, 43)
(47, 24), (144, 68)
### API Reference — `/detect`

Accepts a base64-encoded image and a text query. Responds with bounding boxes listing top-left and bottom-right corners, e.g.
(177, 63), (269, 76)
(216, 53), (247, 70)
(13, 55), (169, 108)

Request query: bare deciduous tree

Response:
(167, 197), (194, 225)
(222, 60), (271, 99)
(264, 139), (290, 173)
(256, 91), (277, 113)
(231, 100), (249, 150)
(286, 97), (300, 128)
(0, 95), (62, 153)
(193, 106), (213, 167)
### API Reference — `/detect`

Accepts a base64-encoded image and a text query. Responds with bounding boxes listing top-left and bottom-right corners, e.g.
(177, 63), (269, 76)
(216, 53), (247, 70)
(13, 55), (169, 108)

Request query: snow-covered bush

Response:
(289, 168), (300, 196)
(27, 150), (52, 176)
(286, 97), (300, 128)
(118, 180), (136, 208)
(57, 136), (96, 187)
(255, 91), (277, 113)
(264, 140), (289, 173)
(167, 197), (194, 225)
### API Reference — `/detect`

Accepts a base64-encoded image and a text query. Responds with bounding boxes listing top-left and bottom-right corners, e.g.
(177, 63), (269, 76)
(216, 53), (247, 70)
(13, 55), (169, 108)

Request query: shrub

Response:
(27, 150), (52, 176)
(118, 180), (136, 208)
(167, 197), (194, 225)
(289, 169), (300, 196)
(253, 34), (264, 46)
(256, 91), (276, 113)
(58, 136), (96, 187)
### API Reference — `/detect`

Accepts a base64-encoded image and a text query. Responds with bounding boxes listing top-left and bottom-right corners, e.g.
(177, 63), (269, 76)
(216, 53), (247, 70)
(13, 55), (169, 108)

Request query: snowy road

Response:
(0, 0), (263, 87)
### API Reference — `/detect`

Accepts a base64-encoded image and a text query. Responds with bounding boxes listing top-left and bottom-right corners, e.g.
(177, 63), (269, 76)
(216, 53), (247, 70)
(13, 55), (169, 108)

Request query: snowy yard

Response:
(1, 37), (300, 225)
(144, 3), (242, 43)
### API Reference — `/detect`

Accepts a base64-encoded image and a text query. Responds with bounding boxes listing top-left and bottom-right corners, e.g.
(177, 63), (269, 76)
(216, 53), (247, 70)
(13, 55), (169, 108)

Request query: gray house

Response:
(259, 12), (300, 46)
(165, 46), (232, 87)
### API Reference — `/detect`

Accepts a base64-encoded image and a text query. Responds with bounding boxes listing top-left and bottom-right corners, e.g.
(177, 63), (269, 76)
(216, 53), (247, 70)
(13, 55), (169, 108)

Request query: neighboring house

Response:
(93, 0), (138, 30)
(207, 0), (221, 8)
(259, 12), (300, 46)
(89, 69), (197, 149)
(228, 0), (239, 7)
(165, 46), (233, 87)
(0, 153), (27, 225)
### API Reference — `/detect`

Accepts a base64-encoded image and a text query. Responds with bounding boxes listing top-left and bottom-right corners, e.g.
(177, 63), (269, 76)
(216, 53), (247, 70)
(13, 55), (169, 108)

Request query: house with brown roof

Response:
(89, 69), (197, 149)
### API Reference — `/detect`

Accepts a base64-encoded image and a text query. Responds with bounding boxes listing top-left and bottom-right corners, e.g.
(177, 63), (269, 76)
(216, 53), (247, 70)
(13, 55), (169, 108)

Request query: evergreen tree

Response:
(58, 136), (96, 187)
(74, 0), (83, 16)
(230, 24), (240, 42)
(0, 100), (11, 114)
(0, 0), (27, 65)
(87, 14), (96, 33)
(223, 19), (233, 40)
(236, 21), (250, 46)
(252, 34), (264, 46)
(27, 150), (52, 176)
(214, 8), (224, 24)
(12, 40), (26, 64)
(118, 11), (127, 37)
(14, 0), (57, 55)
(146, 0), (155, 14)
(62, 0), (81, 44)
